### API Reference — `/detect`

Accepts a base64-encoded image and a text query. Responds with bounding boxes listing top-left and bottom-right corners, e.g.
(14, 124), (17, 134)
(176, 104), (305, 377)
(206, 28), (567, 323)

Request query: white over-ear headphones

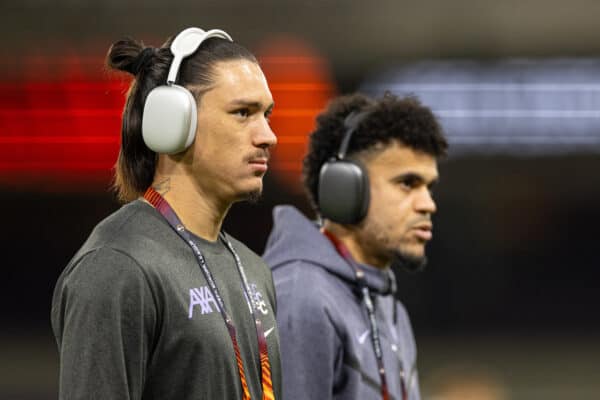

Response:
(141, 27), (233, 154)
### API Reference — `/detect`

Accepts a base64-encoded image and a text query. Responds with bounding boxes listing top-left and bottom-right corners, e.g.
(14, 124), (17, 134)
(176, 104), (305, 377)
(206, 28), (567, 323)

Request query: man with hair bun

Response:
(263, 93), (448, 400)
(51, 27), (281, 399)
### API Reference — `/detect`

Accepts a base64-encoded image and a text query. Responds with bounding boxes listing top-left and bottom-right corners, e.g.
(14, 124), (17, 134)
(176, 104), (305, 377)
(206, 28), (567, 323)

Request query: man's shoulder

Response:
(60, 246), (146, 289)
(273, 260), (354, 301)
(65, 201), (183, 276)
(91, 200), (160, 238)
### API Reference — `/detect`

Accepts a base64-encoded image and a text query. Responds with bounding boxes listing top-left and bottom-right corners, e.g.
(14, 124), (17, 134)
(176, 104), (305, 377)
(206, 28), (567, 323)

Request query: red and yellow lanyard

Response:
(145, 188), (274, 400)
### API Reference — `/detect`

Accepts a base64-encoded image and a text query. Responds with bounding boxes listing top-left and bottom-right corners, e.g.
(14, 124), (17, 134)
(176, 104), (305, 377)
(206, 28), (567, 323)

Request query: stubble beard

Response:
(235, 181), (263, 204)
(390, 250), (427, 273)
(361, 220), (428, 273)
(244, 188), (262, 204)
(232, 174), (264, 204)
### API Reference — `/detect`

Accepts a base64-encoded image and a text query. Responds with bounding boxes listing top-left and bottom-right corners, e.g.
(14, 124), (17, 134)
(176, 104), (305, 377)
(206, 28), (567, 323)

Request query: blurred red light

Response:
(0, 73), (128, 191)
(0, 39), (336, 193)
(257, 37), (337, 192)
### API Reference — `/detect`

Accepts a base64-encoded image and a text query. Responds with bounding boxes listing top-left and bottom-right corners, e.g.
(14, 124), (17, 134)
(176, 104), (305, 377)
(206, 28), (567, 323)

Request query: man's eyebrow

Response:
(393, 172), (424, 182)
(228, 99), (274, 110)
(393, 172), (439, 185)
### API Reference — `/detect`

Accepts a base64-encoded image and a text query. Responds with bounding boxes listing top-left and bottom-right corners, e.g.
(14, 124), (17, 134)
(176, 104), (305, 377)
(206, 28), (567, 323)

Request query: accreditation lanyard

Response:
(322, 229), (407, 400)
(144, 188), (275, 400)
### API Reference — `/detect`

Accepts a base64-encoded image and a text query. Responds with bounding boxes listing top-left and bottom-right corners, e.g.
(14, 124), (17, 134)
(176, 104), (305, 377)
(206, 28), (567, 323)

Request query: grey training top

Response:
(51, 200), (281, 400)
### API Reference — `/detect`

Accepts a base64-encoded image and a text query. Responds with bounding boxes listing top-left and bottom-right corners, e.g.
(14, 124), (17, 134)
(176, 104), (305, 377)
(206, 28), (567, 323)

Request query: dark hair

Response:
(106, 32), (258, 203)
(303, 92), (448, 211)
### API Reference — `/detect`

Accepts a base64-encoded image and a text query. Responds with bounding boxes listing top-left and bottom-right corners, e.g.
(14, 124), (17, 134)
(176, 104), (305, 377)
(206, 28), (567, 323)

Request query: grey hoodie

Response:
(263, 205), (421, 400)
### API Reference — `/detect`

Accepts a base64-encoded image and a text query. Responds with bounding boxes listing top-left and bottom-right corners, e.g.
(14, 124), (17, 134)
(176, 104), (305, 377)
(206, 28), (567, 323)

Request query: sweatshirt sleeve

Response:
(51, 247), (157, 400)
(273, 263), (341, 400)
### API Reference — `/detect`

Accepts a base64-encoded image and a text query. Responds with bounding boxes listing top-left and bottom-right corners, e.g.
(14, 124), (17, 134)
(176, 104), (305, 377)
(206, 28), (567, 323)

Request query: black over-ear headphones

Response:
(318, 109), (372, 224)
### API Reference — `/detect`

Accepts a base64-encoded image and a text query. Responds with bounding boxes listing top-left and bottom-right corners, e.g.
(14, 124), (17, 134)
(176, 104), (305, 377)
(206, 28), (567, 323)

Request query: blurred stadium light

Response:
(363, 59), (600, 155)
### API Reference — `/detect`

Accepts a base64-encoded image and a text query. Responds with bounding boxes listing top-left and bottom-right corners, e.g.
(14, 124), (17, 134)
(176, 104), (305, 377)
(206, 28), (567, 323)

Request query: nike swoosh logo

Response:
(357, 329), (370, 344)
(264, 327), (275, 338)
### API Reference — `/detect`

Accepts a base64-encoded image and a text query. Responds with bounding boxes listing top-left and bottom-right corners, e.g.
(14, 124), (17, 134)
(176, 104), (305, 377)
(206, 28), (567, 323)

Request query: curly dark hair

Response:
(303, 92), (448, 211)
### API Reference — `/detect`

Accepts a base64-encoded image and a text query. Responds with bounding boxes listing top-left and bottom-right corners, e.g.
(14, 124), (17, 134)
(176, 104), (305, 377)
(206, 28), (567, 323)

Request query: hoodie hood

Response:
(263, 205), (396, 295)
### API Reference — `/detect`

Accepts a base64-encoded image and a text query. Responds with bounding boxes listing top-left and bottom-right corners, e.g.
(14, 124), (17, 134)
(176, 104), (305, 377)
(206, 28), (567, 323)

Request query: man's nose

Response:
(415, 187), (436, 214)
(253, 117), (277, 149)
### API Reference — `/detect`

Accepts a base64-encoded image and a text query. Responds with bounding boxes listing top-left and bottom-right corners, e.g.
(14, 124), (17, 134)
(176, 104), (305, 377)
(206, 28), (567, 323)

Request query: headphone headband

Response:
(337, 109), (372, 160)
(167, 27), (233, 85)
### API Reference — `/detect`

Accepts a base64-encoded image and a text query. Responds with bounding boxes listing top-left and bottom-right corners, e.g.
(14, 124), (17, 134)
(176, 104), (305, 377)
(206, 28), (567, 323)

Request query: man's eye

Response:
(400, 178), (417, 190)
(234, 108), (250, 118)
(401, 183), (416, 193)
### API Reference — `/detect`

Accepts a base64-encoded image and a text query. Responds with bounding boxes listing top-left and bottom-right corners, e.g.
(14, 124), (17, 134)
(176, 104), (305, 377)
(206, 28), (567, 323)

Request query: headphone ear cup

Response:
(318, 159), (370, 224)
(142, 84), (198, 154)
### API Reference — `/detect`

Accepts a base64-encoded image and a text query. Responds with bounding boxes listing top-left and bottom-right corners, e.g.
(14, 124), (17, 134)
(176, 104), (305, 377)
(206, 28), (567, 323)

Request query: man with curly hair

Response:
(263, 93), (448, 400)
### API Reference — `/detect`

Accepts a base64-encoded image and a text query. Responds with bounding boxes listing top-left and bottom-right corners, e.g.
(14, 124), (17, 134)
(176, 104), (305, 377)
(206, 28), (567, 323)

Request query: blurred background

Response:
(2, 1), (599, 399)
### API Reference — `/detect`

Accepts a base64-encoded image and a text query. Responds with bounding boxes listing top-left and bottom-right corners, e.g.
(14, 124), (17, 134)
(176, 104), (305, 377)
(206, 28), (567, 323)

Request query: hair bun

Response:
(106, 38), (145, 76)
(131, 47), (155, 75)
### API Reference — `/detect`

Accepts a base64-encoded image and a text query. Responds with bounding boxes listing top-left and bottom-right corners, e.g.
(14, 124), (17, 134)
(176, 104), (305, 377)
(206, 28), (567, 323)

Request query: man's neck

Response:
(150, 174), (231, 242)
(323, 221), (388, 269)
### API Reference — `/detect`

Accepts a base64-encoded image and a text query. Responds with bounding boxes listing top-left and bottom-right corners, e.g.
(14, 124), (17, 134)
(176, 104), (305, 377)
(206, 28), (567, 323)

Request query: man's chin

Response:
(246, 189), (262, 203)
(391, 251), (427, 273)
(234, 187), (262, 203)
